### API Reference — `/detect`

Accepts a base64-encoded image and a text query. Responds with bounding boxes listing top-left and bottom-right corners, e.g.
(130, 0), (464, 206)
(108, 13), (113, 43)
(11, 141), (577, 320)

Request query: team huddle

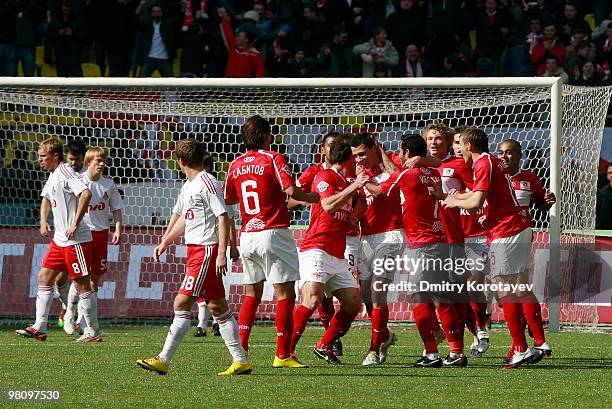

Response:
(17, 115), (556, 375)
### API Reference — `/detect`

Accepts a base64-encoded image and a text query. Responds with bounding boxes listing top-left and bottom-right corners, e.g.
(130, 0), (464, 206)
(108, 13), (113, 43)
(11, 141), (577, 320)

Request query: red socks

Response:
(412, 303), (439, 354)
(500, 295), (528, 352)
(238, 295), (260, 352)
(470, 302), (488, 330)
(291, 304), (315, 354)
(437, 303), (464, 353)
(520, 292), (546, 346)
(317, 307), (357, 350)
(275, 298), (295, 359)
(370, 306), (390, 351)
(318, 297), (335, 330)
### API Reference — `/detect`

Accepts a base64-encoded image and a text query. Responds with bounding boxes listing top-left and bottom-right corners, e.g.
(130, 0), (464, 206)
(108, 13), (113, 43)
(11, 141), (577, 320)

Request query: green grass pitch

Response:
(1, 326), (611, 408)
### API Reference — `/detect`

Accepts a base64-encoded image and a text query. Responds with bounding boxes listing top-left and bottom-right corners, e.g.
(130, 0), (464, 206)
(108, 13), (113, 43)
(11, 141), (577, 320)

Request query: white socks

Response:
(159, 311), (191, 364)
(56, 281), (70, 310)
(197, 302), (210, 329)
(33, 285), (54, 332)
(216, 309), (247, 364)
(64, 283), (79, 327)
(79, 291), (99, 336)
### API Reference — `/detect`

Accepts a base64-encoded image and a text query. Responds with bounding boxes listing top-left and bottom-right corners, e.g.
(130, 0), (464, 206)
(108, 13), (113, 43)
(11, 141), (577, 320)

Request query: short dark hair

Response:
(322, 131), (340, 146)
(454, 125), (469, 135)
(400, 133), (427, 157)
(238, 30), (253, 43)
(460, 127), (489, 153)
(545, 55), (559, 64)
(202, 152), (215, 173)
(150, 2), (162, 12)
(66, 139), (87, 157)
(175, 138), (205, 167)
(328, 139), (352, 164)
(350, 132), (376, 149)
(242, 115), (271, 150)
(500, 139), (522, 155)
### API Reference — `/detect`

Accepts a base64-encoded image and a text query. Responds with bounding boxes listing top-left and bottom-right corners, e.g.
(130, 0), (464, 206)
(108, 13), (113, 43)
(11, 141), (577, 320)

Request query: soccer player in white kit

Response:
(16, 138), (101, 342)
(63, 147), (124, 338)
(137, 139), (250, 376)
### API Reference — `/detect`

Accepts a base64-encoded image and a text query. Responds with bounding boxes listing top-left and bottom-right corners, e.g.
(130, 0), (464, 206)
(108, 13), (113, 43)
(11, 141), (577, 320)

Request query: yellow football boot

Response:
(136, 356), (169, 375)
(218, 361), (253, 376)
(272, 355), (308, 368)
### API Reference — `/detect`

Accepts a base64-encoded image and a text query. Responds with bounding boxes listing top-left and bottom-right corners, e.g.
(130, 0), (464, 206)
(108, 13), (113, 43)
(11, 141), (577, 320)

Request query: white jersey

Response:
(173, 171), (228, 246)
(41, 163), (92, 247)
(80, 172), (124, 231)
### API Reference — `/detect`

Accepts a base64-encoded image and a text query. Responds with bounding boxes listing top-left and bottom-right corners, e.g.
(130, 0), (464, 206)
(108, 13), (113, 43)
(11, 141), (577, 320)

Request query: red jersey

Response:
(472, 153), (530, 241)
(300, 169), (352, 259)
(298, 163), (359, 237)
(224, 149), (294, 232)
(360, 163), (403, 236)
(380, 167), (446, 247)
(510, 170), (546, 225)
(438, 156), (470, 244)
(220, 17), (265, 78)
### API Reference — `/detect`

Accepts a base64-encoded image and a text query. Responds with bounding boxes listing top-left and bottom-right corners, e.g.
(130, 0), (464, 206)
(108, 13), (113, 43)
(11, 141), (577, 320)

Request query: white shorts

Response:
(490, 227), (532, 279)
(299, 249), (358, 293)
(240, 228), (300, 285)
(359, 229), (405, 281)
(345, 235), (361, 279)
(464, 235), (489, 274)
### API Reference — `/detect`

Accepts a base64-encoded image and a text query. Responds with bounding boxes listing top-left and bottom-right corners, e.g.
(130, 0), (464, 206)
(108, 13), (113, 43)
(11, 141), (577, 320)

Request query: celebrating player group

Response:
(17, 114), (556, 375)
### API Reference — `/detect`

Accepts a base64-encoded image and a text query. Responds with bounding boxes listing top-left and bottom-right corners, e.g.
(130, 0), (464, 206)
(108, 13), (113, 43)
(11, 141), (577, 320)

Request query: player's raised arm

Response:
(321, 171), (369, 214)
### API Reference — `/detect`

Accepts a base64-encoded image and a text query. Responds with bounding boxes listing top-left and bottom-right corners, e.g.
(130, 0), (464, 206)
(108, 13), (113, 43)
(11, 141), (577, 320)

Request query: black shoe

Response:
(443, 353), (468, 367)
(412, 356), (443, 368)
(313, 346), (342, 365)
(194, 327), (207, 337)
(332, 339), (343, 357)
(212, 322), (221, 336)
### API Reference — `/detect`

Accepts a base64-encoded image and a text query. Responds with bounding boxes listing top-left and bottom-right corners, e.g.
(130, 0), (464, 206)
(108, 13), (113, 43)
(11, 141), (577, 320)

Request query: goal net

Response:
(0, 78), (610, 331)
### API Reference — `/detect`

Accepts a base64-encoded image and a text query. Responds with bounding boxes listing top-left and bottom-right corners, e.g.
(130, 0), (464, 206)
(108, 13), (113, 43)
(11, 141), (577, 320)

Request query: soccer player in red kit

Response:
(289, 139), (368, 364)
(443, 127), (545, 369)
(16, 138), (100, 342)
(224, 115), (319, 368)
(376, 133), (467, 367)
(291, 131), (359, 357)
(498, 139), (555, 356)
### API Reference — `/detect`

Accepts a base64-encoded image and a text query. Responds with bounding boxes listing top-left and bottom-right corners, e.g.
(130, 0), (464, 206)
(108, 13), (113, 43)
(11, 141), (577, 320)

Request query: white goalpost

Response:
(0, 77), (610, 332)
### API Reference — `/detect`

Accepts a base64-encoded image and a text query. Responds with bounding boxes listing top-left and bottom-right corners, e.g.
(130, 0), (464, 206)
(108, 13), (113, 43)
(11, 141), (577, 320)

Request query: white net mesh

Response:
(0, 80), (610, 329)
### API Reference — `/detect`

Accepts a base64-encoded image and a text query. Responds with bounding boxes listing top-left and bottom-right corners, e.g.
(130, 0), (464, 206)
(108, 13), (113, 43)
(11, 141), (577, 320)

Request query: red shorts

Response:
(42, 240), (93, 280)
(179, 244), (225, 302)
(91, 230), (109, 275)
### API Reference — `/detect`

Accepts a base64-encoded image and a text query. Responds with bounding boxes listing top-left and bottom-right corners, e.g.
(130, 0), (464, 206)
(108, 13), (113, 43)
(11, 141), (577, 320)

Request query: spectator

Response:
(531, 22), (566, 75)
(48, 0), (85, 77)
(103, 0), (138, 77)
(317, 26), (356, 77)
(570, 61), (601, 86)
(474, 0), (510, 76)
(322, 0), (369, 44)
(294, 4), (327, 59)
(179, 20), (205, 77)
(140, 2), (176, 77)
(539, 55), (569, 82)
(385, 0), (426, 57)
(565, 39), (594, 75)
(280, 49), (315, 77)
(595, 21), (612, 65)
(0, 0), (17, 76)
(524, 16), (544, 75)
(11, 0), (43, 77)
(504, 0), (530, 76)
(559, 1), (590, 46)
(596, 163), (612, 230)
(396, 44), (429, 77)
(132, 0), (156, 76)
(426, 0), (464, 75)
(218, 7), (265, 78)
(525, 0), (556, 26)
(565, 26), (596, 64)
(237, 10), (260, 45)
(353, 26), (398, 77)
(268, 24), (293, 76)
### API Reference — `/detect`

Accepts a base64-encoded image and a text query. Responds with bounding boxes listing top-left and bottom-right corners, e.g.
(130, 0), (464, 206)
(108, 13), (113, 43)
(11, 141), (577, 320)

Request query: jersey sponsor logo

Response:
(519, 181), (531, 190)
(89, 202), (106, 211)
(316, 181), (329, 192)
(244, 156), (256, 163)
(185, 209), (195, 220)
(442, 168), (454, 177)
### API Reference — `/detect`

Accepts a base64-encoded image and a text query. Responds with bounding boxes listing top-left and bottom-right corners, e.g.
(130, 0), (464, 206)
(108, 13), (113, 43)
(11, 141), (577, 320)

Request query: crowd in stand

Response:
(0, 0), (610, 84)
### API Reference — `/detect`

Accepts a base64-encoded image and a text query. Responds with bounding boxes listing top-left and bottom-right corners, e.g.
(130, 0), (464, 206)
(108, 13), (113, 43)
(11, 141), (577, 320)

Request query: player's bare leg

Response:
(16, 267), (61, 341)
(314, 287), (361, 365)
(238, 281), (263, 353)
